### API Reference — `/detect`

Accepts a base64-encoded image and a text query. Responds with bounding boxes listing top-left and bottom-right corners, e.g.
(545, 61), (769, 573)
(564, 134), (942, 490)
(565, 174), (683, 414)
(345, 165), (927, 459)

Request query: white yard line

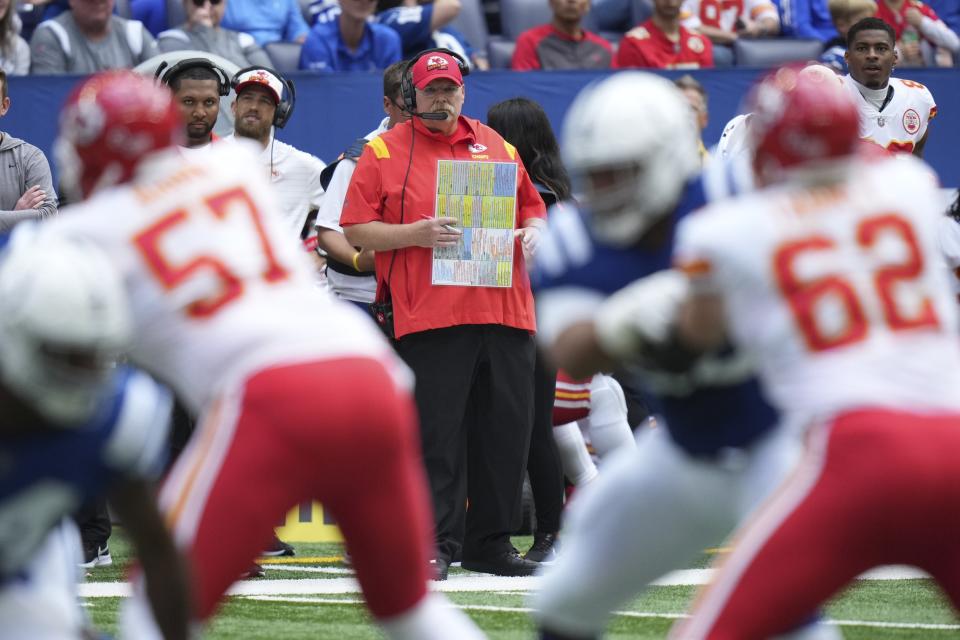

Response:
(78, 565), (930, 599)
(241, 596), (960, 631)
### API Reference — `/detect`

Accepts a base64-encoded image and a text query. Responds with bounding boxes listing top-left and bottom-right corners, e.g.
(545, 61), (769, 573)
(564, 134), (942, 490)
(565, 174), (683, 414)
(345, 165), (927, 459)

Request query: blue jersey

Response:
(376, 5), (474, 63)
(532, 180), (778, 456)
(0, 367), (171, 581)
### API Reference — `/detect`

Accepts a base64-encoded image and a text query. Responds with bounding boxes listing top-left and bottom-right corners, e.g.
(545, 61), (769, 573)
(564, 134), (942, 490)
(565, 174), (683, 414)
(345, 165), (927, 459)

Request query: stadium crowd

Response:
(1, 0), (960, 639)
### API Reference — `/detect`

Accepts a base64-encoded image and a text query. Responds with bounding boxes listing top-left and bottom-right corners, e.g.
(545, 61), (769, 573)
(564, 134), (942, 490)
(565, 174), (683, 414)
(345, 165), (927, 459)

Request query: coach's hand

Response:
(411, 216), (462, 248)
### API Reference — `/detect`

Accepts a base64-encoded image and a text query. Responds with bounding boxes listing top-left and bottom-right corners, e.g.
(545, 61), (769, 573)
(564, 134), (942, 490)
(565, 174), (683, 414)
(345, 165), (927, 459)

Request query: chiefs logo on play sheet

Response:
(426, 56), (449, 71)
(902, 109), (921, 135)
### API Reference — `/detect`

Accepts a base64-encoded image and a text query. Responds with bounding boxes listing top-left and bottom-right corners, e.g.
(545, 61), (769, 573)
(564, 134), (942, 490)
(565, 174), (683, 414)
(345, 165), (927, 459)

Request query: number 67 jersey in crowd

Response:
(674, 155), (960, 421)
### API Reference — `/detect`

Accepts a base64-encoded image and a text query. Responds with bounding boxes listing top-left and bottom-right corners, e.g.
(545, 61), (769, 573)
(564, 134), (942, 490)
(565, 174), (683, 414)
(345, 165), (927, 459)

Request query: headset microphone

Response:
(413, 111), (449, 121)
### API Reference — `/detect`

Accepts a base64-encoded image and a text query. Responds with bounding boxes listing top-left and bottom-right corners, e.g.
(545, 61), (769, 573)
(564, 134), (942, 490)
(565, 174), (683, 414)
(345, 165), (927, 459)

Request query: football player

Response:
(0, 232), (190, 640)
(842, 16), (937, 156)
(530, 71), (805, 640)
(671, 66), (960, 638)
(38, 71), (483, 640)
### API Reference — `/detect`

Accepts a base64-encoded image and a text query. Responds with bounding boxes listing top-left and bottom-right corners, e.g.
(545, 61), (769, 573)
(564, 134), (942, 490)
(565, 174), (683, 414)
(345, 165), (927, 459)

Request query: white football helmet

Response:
(562, 72), (701, 246)
(0, 230), (132, 425)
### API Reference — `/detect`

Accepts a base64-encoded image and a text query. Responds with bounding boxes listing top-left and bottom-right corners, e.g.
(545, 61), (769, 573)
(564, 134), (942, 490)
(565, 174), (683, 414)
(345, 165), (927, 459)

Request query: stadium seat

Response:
(265, 41), (305, 73)
(498, 0), (551, 40)
(733, 38), (825, 67)
(451, 0), (490, 55)
(167, 0), (187, 27)
(487, 38), (517, 69)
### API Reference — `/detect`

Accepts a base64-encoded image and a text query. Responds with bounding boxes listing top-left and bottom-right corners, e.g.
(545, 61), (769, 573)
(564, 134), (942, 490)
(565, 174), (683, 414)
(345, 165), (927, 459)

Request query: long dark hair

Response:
(950, 189), (960, 223)
(487, 97), (572, 205)
(0, 2), (15, 57)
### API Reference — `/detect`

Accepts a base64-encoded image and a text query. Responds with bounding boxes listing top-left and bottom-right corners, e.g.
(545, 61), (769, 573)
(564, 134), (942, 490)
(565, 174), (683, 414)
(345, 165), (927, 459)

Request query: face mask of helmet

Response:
(0, 231), (132, 426)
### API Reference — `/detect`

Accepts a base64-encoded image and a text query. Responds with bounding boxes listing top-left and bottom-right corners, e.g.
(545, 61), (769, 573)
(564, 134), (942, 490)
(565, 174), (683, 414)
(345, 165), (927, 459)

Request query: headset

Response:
(399, 48), (470, 120)
(155, 58), (231, 97)
(230, 65), (297, 129)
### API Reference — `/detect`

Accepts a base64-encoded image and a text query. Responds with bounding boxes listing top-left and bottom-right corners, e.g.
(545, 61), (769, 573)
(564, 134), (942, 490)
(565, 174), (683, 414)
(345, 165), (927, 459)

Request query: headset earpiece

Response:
(155, 58), (231, 97)
(400, 48), (470, 115)
(230, 66), (297, 129)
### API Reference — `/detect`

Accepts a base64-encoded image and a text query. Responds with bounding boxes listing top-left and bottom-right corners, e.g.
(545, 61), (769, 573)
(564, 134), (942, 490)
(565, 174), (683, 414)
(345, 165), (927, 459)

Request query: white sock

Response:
(379, 593), (486, 640)
(553, 421), (599, 486)
(585, 375), (636, 461)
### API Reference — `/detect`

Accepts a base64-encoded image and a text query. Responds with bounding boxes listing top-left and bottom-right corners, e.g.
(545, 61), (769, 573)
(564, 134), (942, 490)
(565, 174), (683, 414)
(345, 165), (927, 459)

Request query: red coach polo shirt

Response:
(341, 115), (546, 339)
(614, 19), (714, 68)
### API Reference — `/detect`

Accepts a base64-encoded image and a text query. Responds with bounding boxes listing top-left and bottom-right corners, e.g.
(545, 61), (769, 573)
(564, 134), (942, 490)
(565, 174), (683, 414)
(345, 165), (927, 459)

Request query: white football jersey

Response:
(675, 156), (960, 420)
(842, 75), (937, 154)
(937, 214), (960, 304)
(42, 139), (399, 412)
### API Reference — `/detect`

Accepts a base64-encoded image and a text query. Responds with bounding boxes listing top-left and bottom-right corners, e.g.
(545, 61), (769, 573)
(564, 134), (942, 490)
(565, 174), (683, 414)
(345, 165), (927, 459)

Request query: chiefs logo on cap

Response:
(426, 55), (449, 71)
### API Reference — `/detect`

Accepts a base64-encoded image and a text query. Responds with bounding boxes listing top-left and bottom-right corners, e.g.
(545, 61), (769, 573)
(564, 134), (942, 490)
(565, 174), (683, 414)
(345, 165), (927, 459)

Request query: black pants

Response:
(526, 349), (564, 535)
(74, 498), (111, 550)
(395, 324), (536, 562)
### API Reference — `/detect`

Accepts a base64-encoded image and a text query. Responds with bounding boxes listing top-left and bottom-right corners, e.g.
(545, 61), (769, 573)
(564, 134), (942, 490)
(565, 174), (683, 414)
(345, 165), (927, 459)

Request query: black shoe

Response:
(262, 534), (295, 557)
(524, 532), (558, 563)
(241, 562), (265, 579)
(462, 549), (539, 576)
(430, 557), (449, 581)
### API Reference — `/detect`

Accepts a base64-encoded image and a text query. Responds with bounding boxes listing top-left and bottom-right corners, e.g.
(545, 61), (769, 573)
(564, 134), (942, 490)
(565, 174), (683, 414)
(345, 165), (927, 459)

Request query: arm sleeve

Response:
(919, 14), (960, 50)
(238, 32), (274, 67)
(0, 146), (58, 231)
(782, 0), (817, 38)
(316, 161), (357, 233)
(308, 154), (328, 211)
(673, 214), (722, 294)
(28, 25), (69, 74)
(340, 145), (386, 227)
(299, 31), (332, 71)
(379, 6), (434, 49)
(511, 31), (542, 70)
(284, 0), (311, 41)
(613, 36), (648, 67)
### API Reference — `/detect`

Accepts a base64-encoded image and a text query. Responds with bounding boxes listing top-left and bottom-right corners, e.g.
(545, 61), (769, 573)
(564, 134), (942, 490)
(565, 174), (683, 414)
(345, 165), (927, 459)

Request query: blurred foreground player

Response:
(39, 70), (484, 640)
(670, 66), (960, 638)
(0, 232), (190, 640)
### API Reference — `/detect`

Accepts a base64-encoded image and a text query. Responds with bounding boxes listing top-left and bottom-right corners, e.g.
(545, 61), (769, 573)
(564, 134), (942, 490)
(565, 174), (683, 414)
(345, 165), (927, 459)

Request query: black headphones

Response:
(400, 48), (470, 115)
(230, 66), (297, 129)
(155, 58), (231, 97)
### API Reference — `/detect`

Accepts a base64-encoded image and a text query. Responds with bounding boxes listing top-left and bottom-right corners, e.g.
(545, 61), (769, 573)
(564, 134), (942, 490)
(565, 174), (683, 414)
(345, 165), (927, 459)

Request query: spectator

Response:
(157, 58), (230, 151)
(511, 0), (613, 69)
(228, 67), (327, 252)
(0, 70), (57, 230)
(130, 0), (171, 35)
(0, 0), (29, 74)
(315, 60), (409, 307)
(486, 96), (571, 564)
(681, 0), (780, 59)
(928, 0), (960, 41)
(378, 0), (489, 69)
(674, 73), (709, 164)
(875, 0), (959, 65)
(300, 0), (402, 71)
(29, 0), (158, 74)
(774, 0), (836, 40)
(220, 0), (310, 45)
(615, 0), (714, 67)
(158, 0), (273, 68)
(820, 0), (875, 72)
(341, 50), (547, 580)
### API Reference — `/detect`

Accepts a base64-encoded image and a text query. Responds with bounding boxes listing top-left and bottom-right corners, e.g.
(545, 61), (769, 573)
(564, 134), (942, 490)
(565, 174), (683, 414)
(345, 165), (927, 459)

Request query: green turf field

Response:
(83, 534), (959, 638)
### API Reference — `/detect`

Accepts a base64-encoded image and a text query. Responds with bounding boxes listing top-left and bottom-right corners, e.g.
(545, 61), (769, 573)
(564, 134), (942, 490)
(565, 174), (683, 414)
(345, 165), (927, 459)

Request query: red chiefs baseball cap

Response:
(234, 68), (283, 104)
(411, 52), (463, 89)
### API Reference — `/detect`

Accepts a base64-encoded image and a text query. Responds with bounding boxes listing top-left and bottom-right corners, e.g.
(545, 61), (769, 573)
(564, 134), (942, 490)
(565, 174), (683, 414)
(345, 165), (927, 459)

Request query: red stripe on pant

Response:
(678, 408), (960, 639)
(173, 356), (434, 621)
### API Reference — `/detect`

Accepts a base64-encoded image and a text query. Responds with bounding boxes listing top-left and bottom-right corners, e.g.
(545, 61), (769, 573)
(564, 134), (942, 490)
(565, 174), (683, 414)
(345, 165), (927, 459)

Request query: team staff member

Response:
(341, 49), (547, 580)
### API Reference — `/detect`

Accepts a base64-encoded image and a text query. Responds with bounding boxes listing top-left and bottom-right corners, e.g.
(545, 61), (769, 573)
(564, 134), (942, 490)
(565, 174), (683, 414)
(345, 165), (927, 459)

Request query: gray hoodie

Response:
(0, 132), (57, 231)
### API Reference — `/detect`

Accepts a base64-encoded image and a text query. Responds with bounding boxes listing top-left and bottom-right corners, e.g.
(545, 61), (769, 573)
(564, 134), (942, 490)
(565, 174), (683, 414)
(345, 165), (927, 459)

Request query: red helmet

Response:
(56, 70), (183, 199)
(749, 65), (859, 185)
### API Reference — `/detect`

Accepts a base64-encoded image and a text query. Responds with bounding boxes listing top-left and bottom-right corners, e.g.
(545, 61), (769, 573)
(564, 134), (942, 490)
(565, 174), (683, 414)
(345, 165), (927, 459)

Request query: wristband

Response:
(352, 251), (362, 271)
